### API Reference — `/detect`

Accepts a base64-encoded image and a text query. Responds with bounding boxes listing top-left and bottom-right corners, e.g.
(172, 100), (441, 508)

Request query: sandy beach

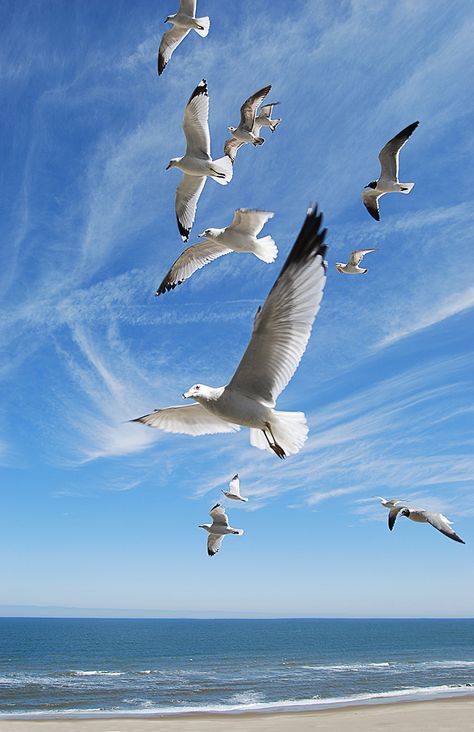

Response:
(1, 698), (473, 732)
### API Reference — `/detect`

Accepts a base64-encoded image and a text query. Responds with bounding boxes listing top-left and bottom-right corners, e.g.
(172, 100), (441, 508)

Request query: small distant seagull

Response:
(167, 79), (233, 242)
(336, 248), (378, 274)
(158, 1), (210, 76)
(224, 85), (272, 163)
(254, 102), (281, 135)
(379, 498), (465, 544)
(156, 209), (276, 295)
(362, 121), (419, 221)
(199, 503), (244, 556)
(132, 205), (327, 459)
(222, 474), (248, 502)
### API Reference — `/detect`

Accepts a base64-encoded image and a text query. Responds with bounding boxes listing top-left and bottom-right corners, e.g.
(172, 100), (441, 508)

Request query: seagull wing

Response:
(207, 534), (224, 556)
(228, 474), (240, 496)
(175, 174), (206, 242)
(210, 502), (230, 526)
(362, 189), (381, 221)
(131, 404), (239, 436)
(239, 85), (271, 131)
(421, 512), (465, 544)
(348, 248), (378, 266)
(378, 121), (419, 183)
(388, 506), (404, 531)
(183, 79), (211, 160)
(259, 101), (280, 119)
(180, 0), (197, 14)
(227, 205), (327, 407)
(156, 240), (232, 294)
(158, 26), (190, 75)
(224, 136), (244, 163)
(228, 209), (274, 237)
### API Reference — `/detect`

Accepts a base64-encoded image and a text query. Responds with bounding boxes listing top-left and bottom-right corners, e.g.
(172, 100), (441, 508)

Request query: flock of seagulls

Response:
(145, 4), (464, 555)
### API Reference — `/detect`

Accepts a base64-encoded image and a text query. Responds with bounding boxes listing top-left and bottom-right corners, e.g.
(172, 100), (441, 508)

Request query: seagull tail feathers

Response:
(250, 412), (308, 456)
(210, 155), (233, 185)
(233, 529), (244, 536)
(194, 17), (210, 37)
(253, 236), (278, 263)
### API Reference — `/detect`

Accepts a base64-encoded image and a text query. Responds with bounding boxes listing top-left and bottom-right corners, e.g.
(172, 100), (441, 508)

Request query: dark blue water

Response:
(0, 618), (473, 717)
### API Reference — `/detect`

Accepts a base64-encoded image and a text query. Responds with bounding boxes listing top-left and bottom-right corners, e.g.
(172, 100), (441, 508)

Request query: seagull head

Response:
(164, 14), (173, 23)
(364, 181), (378, 189)
(198, 524), (211, 532)
(166, 158), (180, 170)
(400, 508), (410, 519)
(182, 384), (206, 400)
(335, 263), (345, 272)
(198, 228), (219, 239)
(227, 126), (236, 134)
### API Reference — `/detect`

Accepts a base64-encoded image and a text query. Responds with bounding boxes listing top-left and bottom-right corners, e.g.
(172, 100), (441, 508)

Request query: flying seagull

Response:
(224, 85), (272, 163)
(132, 204), (328, 459)
(167, 79), (233, 242)
(380, 498), (465, 544)
(336, 248), (378, 274)
(222, 474), (248, 502)
(254, 102), (281, 135)
(199, 503), (244, 556)
(362, 121), (419, 221)
(158, 1), (210, 76)
(156, 209), (277, 295)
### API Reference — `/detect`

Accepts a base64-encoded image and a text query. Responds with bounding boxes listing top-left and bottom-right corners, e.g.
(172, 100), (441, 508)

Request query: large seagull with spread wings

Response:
(132, 205), (327, 459)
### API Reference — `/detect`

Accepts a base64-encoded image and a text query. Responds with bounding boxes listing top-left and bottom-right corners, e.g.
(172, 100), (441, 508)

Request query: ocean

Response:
(0, 618), (473, 718)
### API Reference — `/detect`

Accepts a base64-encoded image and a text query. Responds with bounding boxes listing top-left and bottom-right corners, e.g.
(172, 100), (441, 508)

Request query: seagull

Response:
(199, 503), (244, 556)
(222, 474), (248, 502)
(224, 85), (272, 163)
(132, 204), (327, 459)
(167, 79), (233, 242)
(158, 1), (210, 76)
(362, 121), (419, 221)
(380, 499), (465, 544)
(254, 102), (281, 134)
(335, 248), (378, 274)
(156, 209), (277, 294)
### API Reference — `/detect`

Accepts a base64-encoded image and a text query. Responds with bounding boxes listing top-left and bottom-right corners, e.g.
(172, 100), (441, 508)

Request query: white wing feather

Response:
(183, 80), (211, 160)
(131, 404), (239, 436)
(228, 209), (274, 237)
(156, 240), (232, 294)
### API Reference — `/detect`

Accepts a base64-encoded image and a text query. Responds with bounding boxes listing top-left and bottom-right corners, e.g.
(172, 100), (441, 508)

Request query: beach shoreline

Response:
(1, 697), (473, 731)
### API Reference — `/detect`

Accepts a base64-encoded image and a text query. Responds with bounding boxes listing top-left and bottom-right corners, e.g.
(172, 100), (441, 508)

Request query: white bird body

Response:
(378, 498), (465, 544)
(135, 205), (328, 458)
(223, 474), (248, 502)
(362, 121), (419, 221)
(336, 248), (378, 274)
(158, 1), (210, 75)
(199, 503), (243, 556)
(168, 79), (233, 242)
(156, 210), (276, 295)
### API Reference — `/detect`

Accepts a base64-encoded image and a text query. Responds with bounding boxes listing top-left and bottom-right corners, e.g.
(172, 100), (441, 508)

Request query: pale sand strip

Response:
(1, 698), (473, 732)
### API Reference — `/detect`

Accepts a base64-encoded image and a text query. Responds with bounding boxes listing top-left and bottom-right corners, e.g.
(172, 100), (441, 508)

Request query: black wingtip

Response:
(210, 502), (220, 511)
(177, 216), (190, 242)
(157, 54), (166, 76)
(277, 204), (327, 280)
(188, 79), (208, 104)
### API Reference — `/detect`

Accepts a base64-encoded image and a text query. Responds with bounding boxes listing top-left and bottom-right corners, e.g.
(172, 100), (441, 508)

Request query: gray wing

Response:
(388, 506), (404, 531)
(183, 79), (211, 160)
(228, 209), (274, 237)
(207, 534), (224, 556)
(175, 174), (206, 242)
(228, 206), (327, 407)
(210, 503), (229, 526)
(379, 121), (419, 183)
(180, 0), (197, 15)
(224, 136), (245, 163)
(348, 248), (378, 266)
(156, 240), (232, 294)
(362, 189), (382, 221)
(131, 403), (239, 435)
(258, 101), (280, 119)
(239, 85), (271, 130)
(421, 512), (465, 544)
(158, 26), (190, 75)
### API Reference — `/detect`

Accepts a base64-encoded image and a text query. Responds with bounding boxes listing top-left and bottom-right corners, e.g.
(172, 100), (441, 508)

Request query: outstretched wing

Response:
(156, 240), (232, 295)
(175, 174), (206, 242)
(348, 248), (378, 266)
(207, 534), (224, 556)
(180, 0), (197, 14)
(422, 512), (465, 544)
(210, 503), (229, 526)
(228, 209), (274, 237)
(224, 136), (245, 163)
(227, 205), (327, 407)
(388, 506), (404, 531)
(379, 121), (419, 183)
(131, 404), (239, 436)
(259, 101), (280, 119)
(362, 189), (382, 221)
(228, 474), (240, 496)
(158, 26), (190, 75)
(239, 85), (271, 130)
(183, 79), (211, 160)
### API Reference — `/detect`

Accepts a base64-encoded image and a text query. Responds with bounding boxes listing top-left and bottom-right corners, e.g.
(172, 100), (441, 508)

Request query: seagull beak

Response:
(182, 391), (192, 399)
(166, 162), (171, 170)
(197, 232), (205, 238)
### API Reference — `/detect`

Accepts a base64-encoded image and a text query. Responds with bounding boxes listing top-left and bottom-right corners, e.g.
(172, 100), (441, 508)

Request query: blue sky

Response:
(0, 0), (473, 618)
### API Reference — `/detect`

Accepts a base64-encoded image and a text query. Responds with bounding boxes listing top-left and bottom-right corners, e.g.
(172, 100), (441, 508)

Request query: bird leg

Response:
(263, 424), (286, 460)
